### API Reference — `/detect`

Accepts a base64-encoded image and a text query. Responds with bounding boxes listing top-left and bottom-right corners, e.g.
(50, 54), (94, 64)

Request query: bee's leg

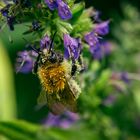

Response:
(71, 58), (77, 76)
(78, 55), (86, 73)
(33, 61), (38, 74)
(33, 54), (40, 74)
(69, 46), (77, 76)
(71, 55), (86, 76)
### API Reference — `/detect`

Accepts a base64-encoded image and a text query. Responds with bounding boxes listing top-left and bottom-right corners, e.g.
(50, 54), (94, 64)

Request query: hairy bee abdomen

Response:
(37, 63), (66, 94)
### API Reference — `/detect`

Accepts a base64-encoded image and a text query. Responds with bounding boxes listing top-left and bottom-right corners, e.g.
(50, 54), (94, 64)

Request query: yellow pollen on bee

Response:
(37, 64), (66, 94)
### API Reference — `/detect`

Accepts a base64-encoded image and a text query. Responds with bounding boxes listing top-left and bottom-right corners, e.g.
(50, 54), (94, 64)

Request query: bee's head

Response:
(40, 49), (63, 65)
(47, 51), (57, 63)
(40, 49), (56, 64)
(31, 31), (63, 68)
(39, 31), (63, 65)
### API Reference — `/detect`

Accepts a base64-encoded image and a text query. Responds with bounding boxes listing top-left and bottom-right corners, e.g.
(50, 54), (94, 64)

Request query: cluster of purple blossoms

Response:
(85, 20), (110, 59)
(16, 26), (110, 73)
(13, 2), (110, 73)
(16, 33), (82, 73)
(16, 19), (110, 72)
(44, 0), (72, 20)
(43, 111), (79, 128)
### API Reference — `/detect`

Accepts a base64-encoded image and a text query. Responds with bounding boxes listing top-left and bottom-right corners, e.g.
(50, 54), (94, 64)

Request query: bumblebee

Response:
(33, 33), (81, 115)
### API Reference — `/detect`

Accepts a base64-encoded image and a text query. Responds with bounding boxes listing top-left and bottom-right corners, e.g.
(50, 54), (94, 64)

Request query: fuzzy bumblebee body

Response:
(38, 62), (66, 94)
(36, 51), (81, 115)
(31, 32), (82, 115)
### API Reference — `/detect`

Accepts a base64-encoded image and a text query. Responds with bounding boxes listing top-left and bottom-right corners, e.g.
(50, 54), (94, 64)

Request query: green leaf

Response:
(0, 121), (39, 140)
(0, 1), (6, 7)
(95, 69), (112, 91)
(58, 20), (73, 32)
(0, 120), (100, 140)
(66, 0), (76, 6)
(71, 2), (85, 24)
(133, 88), (140, 112)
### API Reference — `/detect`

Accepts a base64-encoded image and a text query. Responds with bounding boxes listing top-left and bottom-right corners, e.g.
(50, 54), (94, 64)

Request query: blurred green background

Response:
(0, 0), (140, 140)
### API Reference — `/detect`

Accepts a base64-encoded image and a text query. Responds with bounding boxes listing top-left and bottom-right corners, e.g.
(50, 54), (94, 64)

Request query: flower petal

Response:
(64, 34), (80, 60)
(56, 0), (72, 20)
(44, 0), (57, 10)
(16, 50), (38, 73)
(94, 20), (110, 35)
(40, 35), (51, 50)
(85, 31), (100, 49)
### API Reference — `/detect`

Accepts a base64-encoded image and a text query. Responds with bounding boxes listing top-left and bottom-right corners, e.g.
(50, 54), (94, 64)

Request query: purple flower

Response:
(44, 0), (57, 10)
(92, 45), (103, 60)
(40, 35), (51, 50)
(84, 26), (111, 58)
(44, 0), (72, 20)
(16, 50), (38, 73)
(64, 34), (81, 60)
(94, 20), (110, 36)
(56, 0), (72, 20)
(84, 31), (100, 52)
(89, 41), (112, 60)
(1, 8), (8, 17)
(0, 4), (11, 17)
(92, 10), (102, 22)
(43, 111), (79, 128)
(120, 72), (130, 84)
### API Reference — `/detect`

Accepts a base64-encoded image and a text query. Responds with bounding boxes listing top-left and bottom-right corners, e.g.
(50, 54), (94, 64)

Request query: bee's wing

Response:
(46, 93), (66, 115)
(37, 81), (78, 115)
(45, 81), (77, 115)
(36, 88), (65, 114)
(62, 81), (77, 113)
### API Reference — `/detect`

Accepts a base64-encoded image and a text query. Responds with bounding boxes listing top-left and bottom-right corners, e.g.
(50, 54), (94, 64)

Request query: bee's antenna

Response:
(22, 37), (40, 53)
(48, 31), (57, 53)
(27, 44), (40, 53)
